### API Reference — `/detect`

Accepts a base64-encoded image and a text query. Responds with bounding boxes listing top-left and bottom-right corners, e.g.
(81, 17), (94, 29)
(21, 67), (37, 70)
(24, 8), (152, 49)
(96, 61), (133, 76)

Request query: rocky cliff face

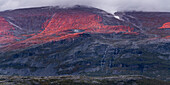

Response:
(0, 6), (169, 80)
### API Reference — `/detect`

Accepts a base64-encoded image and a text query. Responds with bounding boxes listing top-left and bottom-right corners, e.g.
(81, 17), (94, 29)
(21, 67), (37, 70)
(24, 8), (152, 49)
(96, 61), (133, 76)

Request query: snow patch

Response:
(7, 17), (14, 20)
(113, 15), (122, 21)
(113, 14), (125, 21)
(8, 21), (22, 30)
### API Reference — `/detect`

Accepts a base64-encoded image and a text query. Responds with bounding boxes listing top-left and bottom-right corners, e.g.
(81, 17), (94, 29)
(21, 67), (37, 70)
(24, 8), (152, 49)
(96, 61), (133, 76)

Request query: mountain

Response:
(0, 6), (169, 80)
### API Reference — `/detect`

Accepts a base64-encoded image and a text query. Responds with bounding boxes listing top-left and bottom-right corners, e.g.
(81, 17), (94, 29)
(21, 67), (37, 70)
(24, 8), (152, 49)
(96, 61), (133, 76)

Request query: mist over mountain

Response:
(1, 0), (170, 14)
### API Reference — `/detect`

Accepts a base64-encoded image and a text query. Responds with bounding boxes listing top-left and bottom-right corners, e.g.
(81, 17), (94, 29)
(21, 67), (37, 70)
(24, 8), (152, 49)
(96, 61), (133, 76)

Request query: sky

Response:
(0, 0), (170, 14)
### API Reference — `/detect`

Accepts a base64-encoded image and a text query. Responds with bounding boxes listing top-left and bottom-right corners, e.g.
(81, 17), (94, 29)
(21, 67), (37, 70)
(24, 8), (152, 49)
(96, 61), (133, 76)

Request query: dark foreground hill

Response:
(0, 6), (169, 81)
(0, 75), (169, 85)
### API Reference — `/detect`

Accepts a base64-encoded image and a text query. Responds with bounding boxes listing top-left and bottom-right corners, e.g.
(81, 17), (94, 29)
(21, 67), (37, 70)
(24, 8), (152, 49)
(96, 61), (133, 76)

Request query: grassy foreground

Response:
(0, 75), (169, 85)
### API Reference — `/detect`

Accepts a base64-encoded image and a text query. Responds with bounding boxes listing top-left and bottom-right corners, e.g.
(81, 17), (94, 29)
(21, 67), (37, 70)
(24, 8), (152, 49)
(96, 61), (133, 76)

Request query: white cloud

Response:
(0, 0), (170, 14)
(0, 0), (20, 11)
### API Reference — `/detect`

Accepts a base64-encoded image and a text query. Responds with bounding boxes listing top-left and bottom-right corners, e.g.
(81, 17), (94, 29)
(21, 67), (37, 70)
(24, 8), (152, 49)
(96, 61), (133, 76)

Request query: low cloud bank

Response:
(0, 0), (170, 14)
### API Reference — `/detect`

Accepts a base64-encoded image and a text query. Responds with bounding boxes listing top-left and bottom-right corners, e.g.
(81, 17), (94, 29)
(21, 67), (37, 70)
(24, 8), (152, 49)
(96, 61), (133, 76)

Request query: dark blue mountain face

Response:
(0, 6), (169, 80)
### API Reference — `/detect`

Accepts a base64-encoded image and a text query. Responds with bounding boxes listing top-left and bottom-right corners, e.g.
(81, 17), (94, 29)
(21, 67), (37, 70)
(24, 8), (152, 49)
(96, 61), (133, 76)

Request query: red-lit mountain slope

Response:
(115, 12), (170, 39)
(0, 7), (169, 53)
(0, 7), (138, 52)
(22, 10), (137, 44)
(0, 16), (20, 46)
(159, 22), (170, 29)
